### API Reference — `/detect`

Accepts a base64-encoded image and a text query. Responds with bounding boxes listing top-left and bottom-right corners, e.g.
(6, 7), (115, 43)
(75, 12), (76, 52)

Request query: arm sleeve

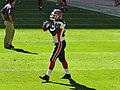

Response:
(8, 8), (14, 22)
(1, 7), (5, 14)
(8, 8), (12, 15)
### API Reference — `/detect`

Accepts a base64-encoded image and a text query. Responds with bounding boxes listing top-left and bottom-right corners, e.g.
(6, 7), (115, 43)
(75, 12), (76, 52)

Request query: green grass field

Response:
(0, 29), (120, 90)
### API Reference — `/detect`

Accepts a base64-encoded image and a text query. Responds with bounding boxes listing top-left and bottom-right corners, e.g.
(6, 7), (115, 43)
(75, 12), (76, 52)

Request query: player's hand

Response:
(42, 21), (50, 32)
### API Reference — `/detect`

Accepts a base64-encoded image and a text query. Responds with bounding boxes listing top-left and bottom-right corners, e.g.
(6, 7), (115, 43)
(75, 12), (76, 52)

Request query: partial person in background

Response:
(38, 0), (43, 10)
(60, 0), (68, 11)
(4, 0), (8, 5)
(114, 0), (120, 6)
(0, 0), (16, 49)
(56, 0), (61, 5)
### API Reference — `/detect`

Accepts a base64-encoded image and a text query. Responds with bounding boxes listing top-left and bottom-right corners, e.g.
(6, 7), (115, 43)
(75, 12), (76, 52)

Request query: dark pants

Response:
(60, 0), (67, 6)
(50, 40), (66, 62)
(49, 40), (68, 70)
(4, 21), (15, 47)
(38, 0), (42, 7)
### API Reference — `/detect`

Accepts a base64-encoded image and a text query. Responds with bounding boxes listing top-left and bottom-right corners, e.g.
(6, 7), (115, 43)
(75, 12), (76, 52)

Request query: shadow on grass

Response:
(69, 78), (96, 90)
(10, 48), (38, 54)
(42, 78), (96, 90)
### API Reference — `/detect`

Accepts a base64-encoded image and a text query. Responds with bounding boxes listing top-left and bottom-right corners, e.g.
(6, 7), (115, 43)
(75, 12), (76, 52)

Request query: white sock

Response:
(46, 69), (52, 76)
(64, 68), (70, 74)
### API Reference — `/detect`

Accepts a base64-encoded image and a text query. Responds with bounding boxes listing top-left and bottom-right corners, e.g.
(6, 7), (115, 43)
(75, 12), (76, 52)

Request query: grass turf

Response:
(0, 29), (120, 90)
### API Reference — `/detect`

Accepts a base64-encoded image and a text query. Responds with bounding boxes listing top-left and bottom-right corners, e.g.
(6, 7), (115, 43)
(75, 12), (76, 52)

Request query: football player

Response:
(39, 9), (71, 81)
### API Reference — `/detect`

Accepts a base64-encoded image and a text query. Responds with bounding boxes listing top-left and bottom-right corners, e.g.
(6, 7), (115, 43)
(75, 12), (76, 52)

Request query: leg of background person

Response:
(9, 23), (15, 46)
(60, 0), (68, 11)
(115, 0), (120, 6)
(4, 21), (15, 48)
(63, 0), (68, 11)
(38, 0), (43, 10)
(4, 21), (12, 48)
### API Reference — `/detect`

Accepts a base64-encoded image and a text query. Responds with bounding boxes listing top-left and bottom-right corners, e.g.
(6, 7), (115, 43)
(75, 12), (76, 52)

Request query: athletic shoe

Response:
(61, 74), (71, 79)
(4, 46), (11, 49)
(4, 45), (14, 49)
(10, 45), (14, 48)
(39, 7), (42, 10)
(39, 75), (49, 81)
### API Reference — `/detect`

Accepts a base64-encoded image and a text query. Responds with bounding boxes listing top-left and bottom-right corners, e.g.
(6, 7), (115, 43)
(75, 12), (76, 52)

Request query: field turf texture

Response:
(1, 0), (120, 28)
(0, 0), (120, 90)
(0, 29), (120, 90)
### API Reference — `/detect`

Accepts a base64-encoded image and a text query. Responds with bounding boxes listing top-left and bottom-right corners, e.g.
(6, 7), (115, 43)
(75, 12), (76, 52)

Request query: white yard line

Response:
(0, 52), (120, 54)
(68, 40), (120, 42)
(67, 52), (120, 55)
(0, 68), (120, 72)
(14, 40), (120, 43)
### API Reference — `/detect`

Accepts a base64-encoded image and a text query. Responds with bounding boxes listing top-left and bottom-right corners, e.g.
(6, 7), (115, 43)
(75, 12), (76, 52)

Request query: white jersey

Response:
(49, 19), (66, 43)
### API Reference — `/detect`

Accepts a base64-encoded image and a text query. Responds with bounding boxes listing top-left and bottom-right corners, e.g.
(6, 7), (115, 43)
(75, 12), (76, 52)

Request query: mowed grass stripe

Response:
(0, 68), (120, 71)
(13, 40), (120, 42)
(0, 52), (120, 54)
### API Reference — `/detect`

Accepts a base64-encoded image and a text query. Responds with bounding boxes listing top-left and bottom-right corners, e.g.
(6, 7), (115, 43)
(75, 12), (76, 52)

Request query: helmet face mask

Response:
(50, 9), (62, 21)
(50, 14), (56, 21)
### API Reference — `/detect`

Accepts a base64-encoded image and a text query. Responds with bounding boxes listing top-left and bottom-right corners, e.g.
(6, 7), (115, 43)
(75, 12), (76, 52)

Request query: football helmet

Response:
(50, 9), (63, 21)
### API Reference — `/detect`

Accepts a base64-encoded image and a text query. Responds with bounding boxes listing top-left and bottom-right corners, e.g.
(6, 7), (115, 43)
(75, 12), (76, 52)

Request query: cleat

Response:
(61, 74), (71, 79)
(39, 75), (49, 81)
